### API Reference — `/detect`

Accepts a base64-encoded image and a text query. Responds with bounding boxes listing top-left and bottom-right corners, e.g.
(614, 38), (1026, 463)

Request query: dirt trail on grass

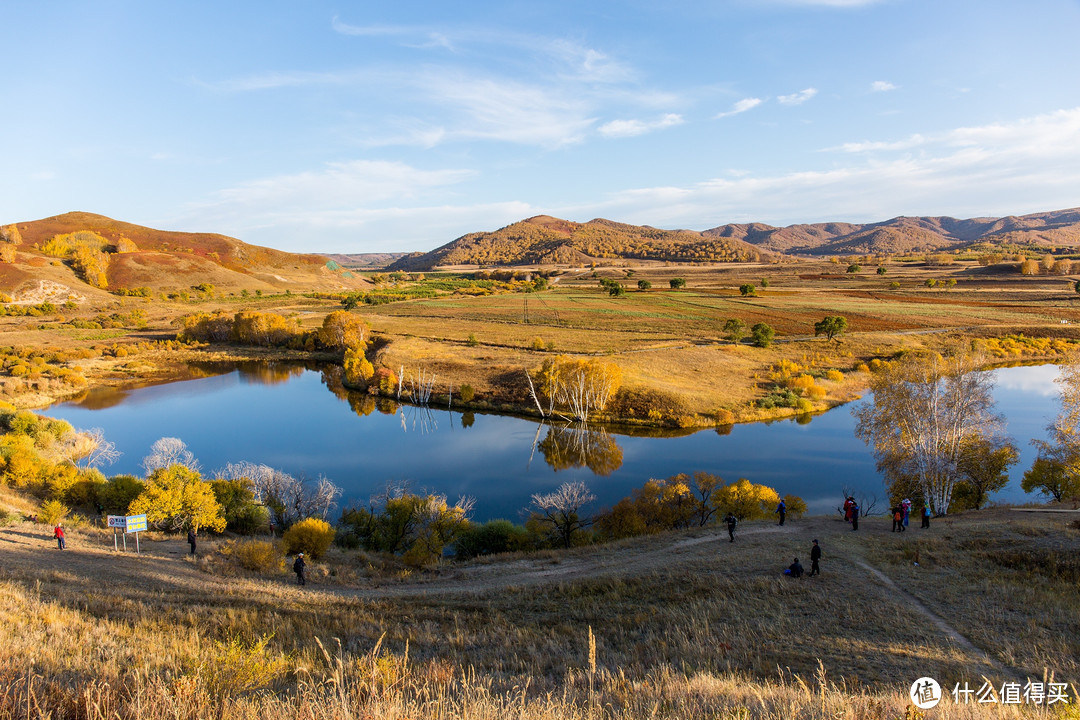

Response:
(0, 517), (1016, 679)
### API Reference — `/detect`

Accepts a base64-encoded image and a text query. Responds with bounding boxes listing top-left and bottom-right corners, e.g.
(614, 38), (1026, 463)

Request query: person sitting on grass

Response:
(784, 557), (804, 578)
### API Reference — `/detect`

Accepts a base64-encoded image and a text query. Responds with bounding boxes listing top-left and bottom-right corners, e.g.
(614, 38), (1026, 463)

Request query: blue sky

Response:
(3, 0), (1079, 253)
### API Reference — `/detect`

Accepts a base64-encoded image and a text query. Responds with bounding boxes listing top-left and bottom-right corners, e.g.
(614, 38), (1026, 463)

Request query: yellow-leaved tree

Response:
(342, 346), (374, 389)
(318, 311), (369, 354)
(129, 465), (226, 532)
(714, 478), (780, 520)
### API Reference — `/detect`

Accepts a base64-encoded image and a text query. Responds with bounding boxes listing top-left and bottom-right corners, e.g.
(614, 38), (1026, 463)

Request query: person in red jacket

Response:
(54, 524), (65, 550)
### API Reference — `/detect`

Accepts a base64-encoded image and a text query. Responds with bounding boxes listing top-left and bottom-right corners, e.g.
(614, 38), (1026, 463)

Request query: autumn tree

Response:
(814, 315), (848, 342)
(690, 471), (724, 526)
(318, 311), (368, 353)
(713, 478), (780, 520)
(529, 481), (595, 548)
(129, 464), (226, 532)
(723, 318), (747, 343)
(739, 284), (755, 297)
(853, 351), (1003, 515)
(0, 224), (21, 245)
(342, 346), (374, 388)
(955, 436), (1018, 509)
(534, 357), (622, 421)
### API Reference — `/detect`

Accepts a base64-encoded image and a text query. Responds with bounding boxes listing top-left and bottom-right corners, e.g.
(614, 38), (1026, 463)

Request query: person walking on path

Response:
(775, 499), (786, 526)
(724, 513), (738, 543)
(54, 524), (65, 550)
(187, 528), (197, 557)
(921, 505), (931, 529)
(293, 553), (307, 585)
(809, 539), (821, 576)
(851, 503), (859, 531)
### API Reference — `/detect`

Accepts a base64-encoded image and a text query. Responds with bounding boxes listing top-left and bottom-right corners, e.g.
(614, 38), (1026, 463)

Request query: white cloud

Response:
(778, 87), (818, 106)
(716, 97), (764, 118)
(871, 80), (898, 92)
(565, 107), (1080, 230)
(599, 113), (684, 138)
(828, 133), (926, 153)
(178, 160), (480, 251)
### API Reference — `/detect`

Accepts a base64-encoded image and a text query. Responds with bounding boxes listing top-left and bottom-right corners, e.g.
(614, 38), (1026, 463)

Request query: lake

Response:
(45, 362), (1062, 521)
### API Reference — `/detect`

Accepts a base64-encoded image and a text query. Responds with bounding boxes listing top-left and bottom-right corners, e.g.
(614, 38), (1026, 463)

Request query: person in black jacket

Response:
(786, 557), (804, 578)
(809, 539), (821, 576)
(187, 528), (197, 557)
(921, 505), (931, 528)
(775, 499), (786, 526)
(293, 553), (306, 585)
(724, 513), (738, 542)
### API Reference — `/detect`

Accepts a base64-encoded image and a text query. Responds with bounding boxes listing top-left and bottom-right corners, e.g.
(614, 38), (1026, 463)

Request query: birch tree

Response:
(853, 351), (1003, 515)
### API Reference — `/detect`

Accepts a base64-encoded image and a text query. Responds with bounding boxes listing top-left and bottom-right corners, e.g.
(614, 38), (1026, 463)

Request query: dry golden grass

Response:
(0, 507), (1076, 718)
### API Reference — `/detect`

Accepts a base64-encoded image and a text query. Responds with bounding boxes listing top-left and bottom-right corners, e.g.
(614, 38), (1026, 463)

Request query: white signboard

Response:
(107, 515), (127, 529)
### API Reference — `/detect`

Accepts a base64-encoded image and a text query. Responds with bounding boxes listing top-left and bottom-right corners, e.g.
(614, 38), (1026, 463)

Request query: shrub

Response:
(825, 369), (844, 382)
(750, 322), (774, 348)
(39, 499), (69, 525)
(466, 333), (479, 347)
(530, 336), (546, 351)
(739, 284), (755, 297)
(281, 517), (335, 560)
(637, 280), (652, 290)
(453, 519), (531, 559)
(669, 278), (686, 289)
(459, 384), (475, 403)
(221, 539), (284, 573)
(889, 281), (901, 290)
(100, 474), (145, 513)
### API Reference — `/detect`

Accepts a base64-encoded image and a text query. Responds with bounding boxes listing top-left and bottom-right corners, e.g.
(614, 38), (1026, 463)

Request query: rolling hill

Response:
(0, 212), (368, 301)
(386, 215), (777, 271)
(703, 207), (1080, 256)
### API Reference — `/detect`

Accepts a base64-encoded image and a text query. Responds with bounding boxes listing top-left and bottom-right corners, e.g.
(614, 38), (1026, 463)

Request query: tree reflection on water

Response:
(537, 422), (624, 476)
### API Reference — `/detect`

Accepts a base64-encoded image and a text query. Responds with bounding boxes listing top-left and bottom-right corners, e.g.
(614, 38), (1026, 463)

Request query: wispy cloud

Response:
(870, 80), (898, 92)
(827, 133), (925, 153)
(194, 69), (369, 93)
(567, 108), (1080, 229)
(778, 87), (818, 106)
(716, 97), (764, 118)
(599, 113), (683, 138)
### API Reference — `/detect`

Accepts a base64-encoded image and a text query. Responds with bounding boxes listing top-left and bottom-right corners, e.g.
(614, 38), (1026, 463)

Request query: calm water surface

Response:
(45, 363), (1061, 520)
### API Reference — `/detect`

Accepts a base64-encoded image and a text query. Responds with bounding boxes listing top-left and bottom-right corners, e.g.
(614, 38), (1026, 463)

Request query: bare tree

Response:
(853, 351), (1003, 515)
(217, 462), (341, 525)
(79, 428), (122, 469)
(530, 481), (595, 548)
(143, 437), (200, 474)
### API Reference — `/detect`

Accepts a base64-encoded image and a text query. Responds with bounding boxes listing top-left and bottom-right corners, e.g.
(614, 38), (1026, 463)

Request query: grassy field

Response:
(0, 496), (1076, 718)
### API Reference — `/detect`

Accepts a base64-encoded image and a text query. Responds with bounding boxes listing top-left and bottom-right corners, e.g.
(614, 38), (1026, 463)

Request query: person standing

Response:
(187, 528), (197, 557)
(921, 505), (931, 529)
(809, 539), (822, 576)
(775, 499), (786, 526)
(293, 553), (306, 585)
(851, 503), (859, 531)
(891, 506), (902, 532)
(901, 498), (912, 528)
(724, 513), (738, 543)
(54, 524), (65, 550)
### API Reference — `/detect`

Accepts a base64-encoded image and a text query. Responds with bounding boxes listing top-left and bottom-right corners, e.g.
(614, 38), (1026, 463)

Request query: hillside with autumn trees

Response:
(387, 215), (778, 270)
(0, 212), (369, 299)
(703, 207), (1080, 256)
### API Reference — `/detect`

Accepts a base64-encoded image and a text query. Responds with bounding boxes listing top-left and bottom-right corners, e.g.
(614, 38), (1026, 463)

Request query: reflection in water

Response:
(538, 423), (624, 476)
(461, 411), (475, 428)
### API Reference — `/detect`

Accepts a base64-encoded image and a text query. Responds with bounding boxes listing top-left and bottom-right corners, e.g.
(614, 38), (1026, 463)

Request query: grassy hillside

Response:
(388, 216), (777, 271)
(0, 500), (1075, 718)
(0, 212), (369, 298)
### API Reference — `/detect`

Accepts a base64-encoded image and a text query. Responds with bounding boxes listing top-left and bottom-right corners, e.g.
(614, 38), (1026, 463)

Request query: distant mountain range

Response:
(388, 208), (1080, 270)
